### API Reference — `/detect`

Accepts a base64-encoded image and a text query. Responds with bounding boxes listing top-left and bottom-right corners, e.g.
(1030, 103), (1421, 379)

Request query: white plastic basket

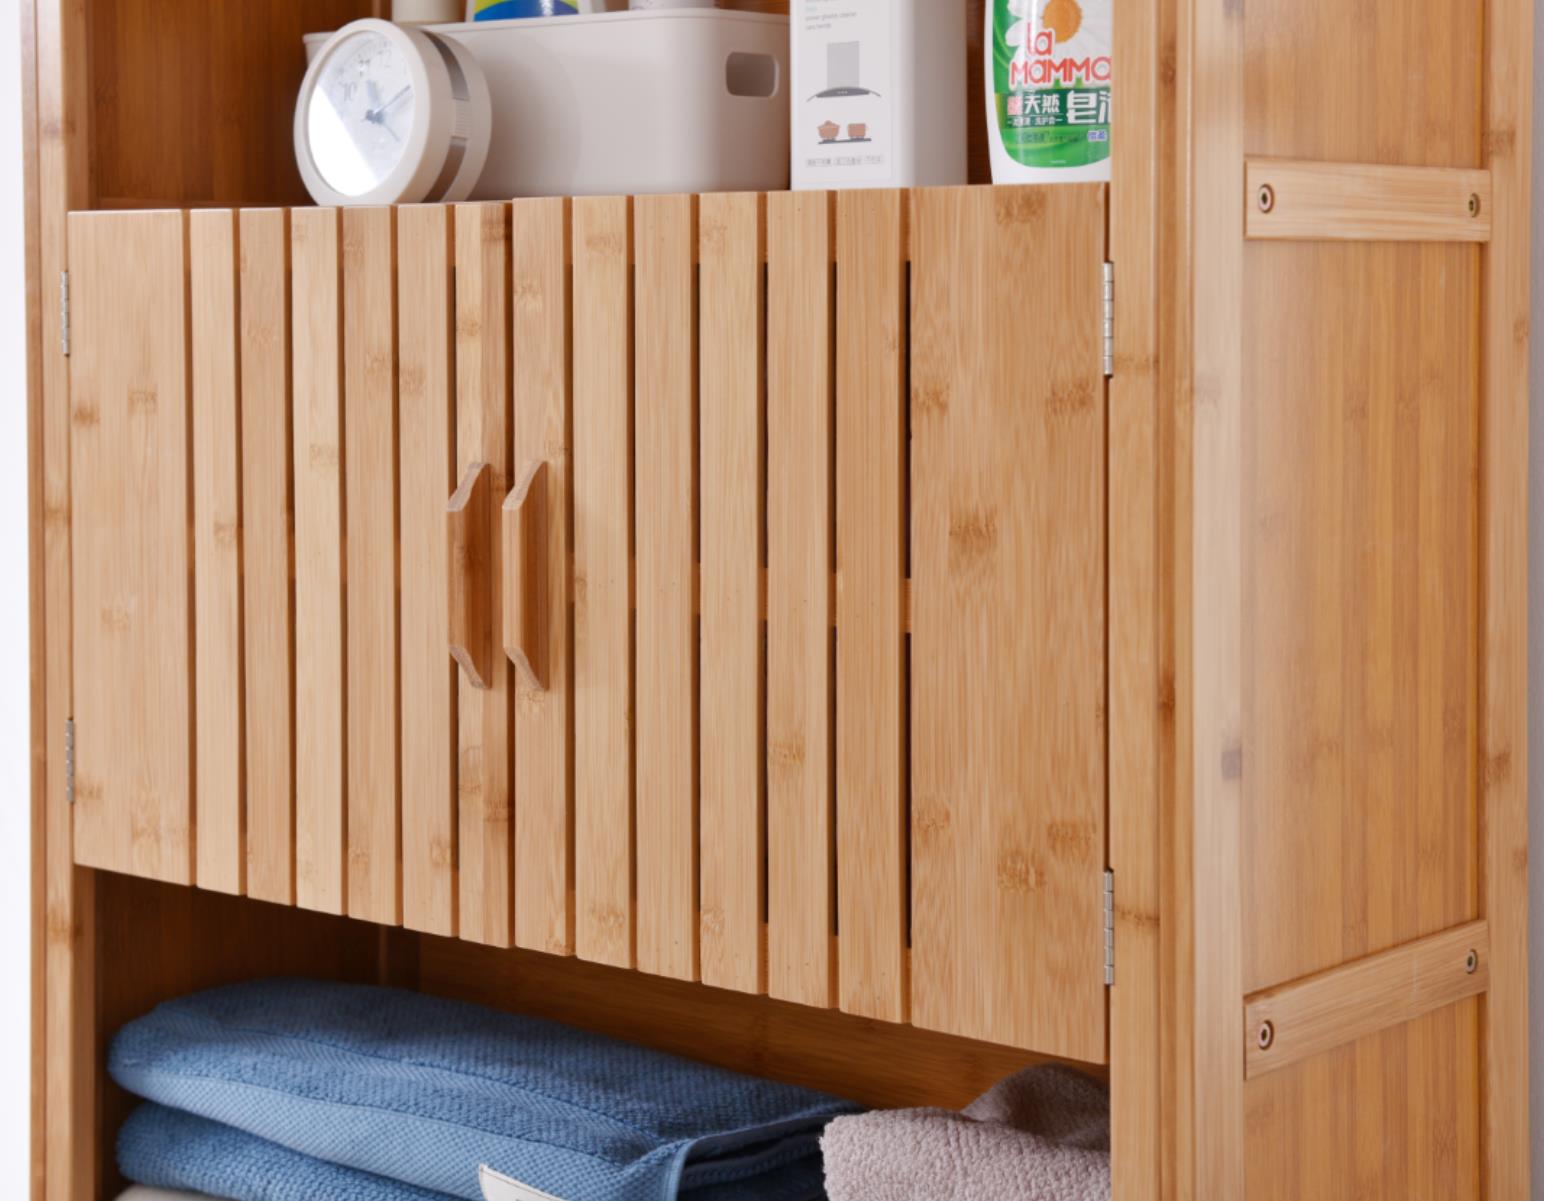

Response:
(305, 9), (789, 199)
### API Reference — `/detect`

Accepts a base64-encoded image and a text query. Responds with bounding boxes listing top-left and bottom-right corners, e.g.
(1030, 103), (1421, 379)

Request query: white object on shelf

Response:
(985, 0), (1111, 182)
(294, 18), (492, 206)
(305, 9), (788, 199)
(790, 0), (965, 191)
(394, 0), (463, 24)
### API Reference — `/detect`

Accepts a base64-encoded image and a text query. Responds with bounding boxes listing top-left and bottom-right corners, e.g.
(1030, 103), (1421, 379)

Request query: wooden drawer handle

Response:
(503, 459), (549, 691)
(448, 462), (493, 690)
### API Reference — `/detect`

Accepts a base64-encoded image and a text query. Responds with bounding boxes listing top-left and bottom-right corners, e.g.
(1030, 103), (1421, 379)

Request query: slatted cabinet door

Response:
(68, 210), (195, 885)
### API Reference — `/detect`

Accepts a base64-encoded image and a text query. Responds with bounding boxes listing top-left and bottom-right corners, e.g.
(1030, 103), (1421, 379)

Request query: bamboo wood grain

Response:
(238, 209), (295, 908)
(342, 206), (401, 927)
(290, 207), (347, 916)
(453, 203), (514, 949)
(833, 188), (907, 1025)
(766, 191), (835, 1010)
(1109, 0), (1163, 1194)
(504, 461), (549, 692)
(448, 463), (494, 691)
(572, 196), (635, 971)
(697, 191), (766, 996)
(1245, 158), (1492, 243)
(1479, 0), (1534, 1194)
(908, 186), (1106, 1061)
(189, 209), (245, 897)
(415, 932), (1097, 1114)
(1244, 921), (1489, 1080)
(633, 194), (699, 983)
(39, 1), (96, 1191)
(397, 203), (457, 938)
(67, 209), (194, 886)
(510, 197), (573, 958)
(1183, 0), (1246, 1191)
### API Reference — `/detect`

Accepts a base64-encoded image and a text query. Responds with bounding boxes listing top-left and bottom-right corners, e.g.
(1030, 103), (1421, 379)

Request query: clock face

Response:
(307, 30), (418, 198)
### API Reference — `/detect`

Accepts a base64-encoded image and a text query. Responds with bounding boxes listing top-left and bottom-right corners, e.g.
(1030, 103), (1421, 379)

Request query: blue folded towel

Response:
(120, 1103), (457, 1201)
(110, 978), (859, 1201)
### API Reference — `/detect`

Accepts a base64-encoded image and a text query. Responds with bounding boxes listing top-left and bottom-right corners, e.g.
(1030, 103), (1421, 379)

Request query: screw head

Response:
(1257, 184), (1276, 214)
(1465, 949), (1479, 974)
(1257, 1019), (1275, 1051)
(1468, 193), (1482, 218)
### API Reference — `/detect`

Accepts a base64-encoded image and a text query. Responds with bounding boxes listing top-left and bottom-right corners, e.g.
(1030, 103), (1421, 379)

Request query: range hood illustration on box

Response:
(808, 41), (883, 98)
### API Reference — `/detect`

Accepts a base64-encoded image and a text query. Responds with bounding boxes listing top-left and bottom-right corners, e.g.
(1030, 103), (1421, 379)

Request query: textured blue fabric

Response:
(109, 979), (858, 1201)
(120, 1103), (457, 1201)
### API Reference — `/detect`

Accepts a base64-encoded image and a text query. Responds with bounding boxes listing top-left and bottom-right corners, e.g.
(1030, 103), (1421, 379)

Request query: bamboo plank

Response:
(238, 209), (295, 908)
(453, 203), (514, 948)
(1109, 0), (1163, 1192)
(1245, 159), (1492, 243)
(572, 196), (635, 970)
(633, 193), (699, 983)
(834, 188), (907, 1024)
(908, 186), (1106, 1061)
(1479, 0), (1534, 1193)
(290, 206), (347, 916)
(342, 206), (401, 927)
(397, 203), (457, 938)
(1244, 921), (1490, 1080)
(510, 196), (574, 957)
(67, 209), (194, 886)
(189, 209), (245, 896)
(765, 191), (835, 1010)
(697, 191), (766, 996)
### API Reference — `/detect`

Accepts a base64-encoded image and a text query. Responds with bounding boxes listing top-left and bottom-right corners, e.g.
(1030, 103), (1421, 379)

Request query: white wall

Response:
(0, 1), (34, 1198)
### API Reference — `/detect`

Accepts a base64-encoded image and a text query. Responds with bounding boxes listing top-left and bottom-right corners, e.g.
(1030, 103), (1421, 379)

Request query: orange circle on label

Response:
(1042, 0), (1083, 43)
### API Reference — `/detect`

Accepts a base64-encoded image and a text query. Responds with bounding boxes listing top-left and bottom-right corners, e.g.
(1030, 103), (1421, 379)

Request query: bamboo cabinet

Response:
(21, 0), (1533, 1199)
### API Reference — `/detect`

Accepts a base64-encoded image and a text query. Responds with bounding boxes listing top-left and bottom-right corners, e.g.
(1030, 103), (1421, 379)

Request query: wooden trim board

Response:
(1244, 921), (1491, 1080)
(1245, 158), (1493, 243)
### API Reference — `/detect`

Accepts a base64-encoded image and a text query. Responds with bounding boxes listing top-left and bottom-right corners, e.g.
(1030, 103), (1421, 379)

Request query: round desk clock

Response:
(295, 18), (491, 206)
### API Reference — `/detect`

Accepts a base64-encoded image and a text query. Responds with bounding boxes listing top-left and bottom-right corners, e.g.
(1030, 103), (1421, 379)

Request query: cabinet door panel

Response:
(69, 210), (194, 884)
(909, 185), (1108, 1061)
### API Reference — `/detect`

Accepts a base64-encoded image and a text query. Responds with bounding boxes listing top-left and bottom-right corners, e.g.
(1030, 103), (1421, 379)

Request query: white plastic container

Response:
(985, 0), (1111, 183)
(305, 9), (789, 199)
(789, 0), (965, 191)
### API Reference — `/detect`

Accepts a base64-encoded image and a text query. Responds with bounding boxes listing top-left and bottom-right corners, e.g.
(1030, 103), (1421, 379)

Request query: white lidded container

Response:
(790, 0), (965, 191)
(986, 0), (1112, 182)
(305, 8), (789, 199)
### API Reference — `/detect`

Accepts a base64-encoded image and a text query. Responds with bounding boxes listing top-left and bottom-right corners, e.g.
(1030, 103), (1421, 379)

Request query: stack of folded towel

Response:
(110, 978), (862, 1201)
(819, 1065), (1110, 1201)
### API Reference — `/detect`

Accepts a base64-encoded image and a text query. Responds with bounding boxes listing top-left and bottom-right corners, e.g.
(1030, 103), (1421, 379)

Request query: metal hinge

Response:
(1101, 261), (1114, 378)
(59, 271), (70, 358)
(1103, 869), (1115, 986)
(64, 718), (75, 805)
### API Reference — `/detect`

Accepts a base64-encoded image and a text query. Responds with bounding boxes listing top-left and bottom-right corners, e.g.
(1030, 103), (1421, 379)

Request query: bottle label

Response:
(993, 0), (1111, 169)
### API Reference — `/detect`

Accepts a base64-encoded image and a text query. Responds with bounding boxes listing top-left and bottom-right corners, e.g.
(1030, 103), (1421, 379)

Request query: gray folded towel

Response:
(820, 1065), (1110, 1201)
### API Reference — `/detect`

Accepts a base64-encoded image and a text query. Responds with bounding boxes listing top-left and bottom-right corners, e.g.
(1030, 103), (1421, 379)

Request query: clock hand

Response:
(365, 86), (411, 123)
